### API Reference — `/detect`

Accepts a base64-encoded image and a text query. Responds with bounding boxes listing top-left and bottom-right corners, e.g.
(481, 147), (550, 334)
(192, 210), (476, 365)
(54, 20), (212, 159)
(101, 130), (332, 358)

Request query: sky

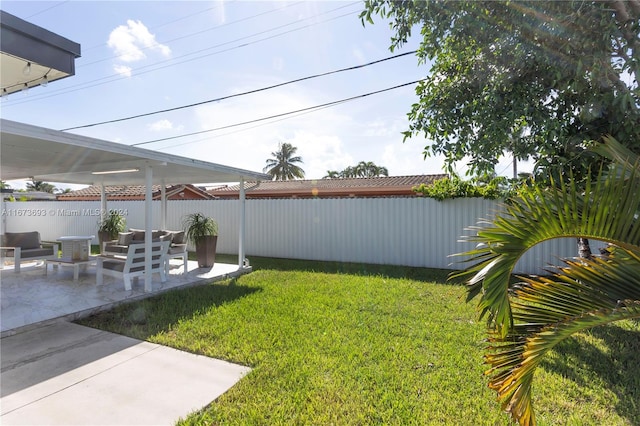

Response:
(1, 0), (530, 190)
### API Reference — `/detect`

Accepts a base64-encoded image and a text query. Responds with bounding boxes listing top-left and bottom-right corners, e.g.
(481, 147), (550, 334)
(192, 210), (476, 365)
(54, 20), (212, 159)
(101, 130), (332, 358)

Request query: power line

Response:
(132, 79), (425, 147)
(24, 1), (69, 19)
(61, 50), (417, 131)
(4, 3), (360, 107)
(79, 1), (307, 65)
(152, 103), (343, 152)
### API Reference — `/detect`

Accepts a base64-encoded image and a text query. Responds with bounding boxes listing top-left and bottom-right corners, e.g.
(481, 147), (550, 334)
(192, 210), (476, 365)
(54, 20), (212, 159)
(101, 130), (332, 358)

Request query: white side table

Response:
(47, 256), (97, 281)
(56, 235), (95, 261)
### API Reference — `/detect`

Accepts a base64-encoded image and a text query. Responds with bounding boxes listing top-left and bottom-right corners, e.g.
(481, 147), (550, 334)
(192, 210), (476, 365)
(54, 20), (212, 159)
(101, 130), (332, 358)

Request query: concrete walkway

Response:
(1, 260), (253, 424)
(1, 322), (251, 425)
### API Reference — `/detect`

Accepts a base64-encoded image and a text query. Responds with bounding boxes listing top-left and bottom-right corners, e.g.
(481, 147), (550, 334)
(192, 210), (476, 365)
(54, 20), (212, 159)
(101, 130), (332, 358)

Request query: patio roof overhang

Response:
(1, 119), (269, 292)
(1, 10), (81, 96)
(0, 119), (269, 185)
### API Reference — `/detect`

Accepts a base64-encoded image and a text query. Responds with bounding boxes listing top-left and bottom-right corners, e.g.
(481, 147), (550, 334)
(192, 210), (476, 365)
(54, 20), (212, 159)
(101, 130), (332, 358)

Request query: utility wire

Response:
(80, 1), (307, 65)
(132, 79), (425, 147)
(24, 1), (69, 19)
(60, 50), (417, 131)
(6, 3), (360, 107)
(153, 102), (343, 151)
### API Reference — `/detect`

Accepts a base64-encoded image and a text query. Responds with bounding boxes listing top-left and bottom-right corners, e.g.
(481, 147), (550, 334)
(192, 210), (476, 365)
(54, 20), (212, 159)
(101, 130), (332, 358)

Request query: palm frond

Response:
(453, 137), (640, 425)
(454, 157), (640, 336)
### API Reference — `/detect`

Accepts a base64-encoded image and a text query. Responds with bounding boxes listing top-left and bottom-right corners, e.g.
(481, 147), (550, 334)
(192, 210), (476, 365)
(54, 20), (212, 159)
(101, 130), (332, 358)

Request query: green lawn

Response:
(78, 255), (640, 425)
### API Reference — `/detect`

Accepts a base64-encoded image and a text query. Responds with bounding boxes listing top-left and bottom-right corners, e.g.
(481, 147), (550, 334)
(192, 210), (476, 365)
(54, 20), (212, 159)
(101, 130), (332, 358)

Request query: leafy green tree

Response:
(361, 1), (640, 179)
(263, 142), (305, 181)
(26, 179), (56, 193)
(413, 175), (508, 200)
(454, 136), (640, 425)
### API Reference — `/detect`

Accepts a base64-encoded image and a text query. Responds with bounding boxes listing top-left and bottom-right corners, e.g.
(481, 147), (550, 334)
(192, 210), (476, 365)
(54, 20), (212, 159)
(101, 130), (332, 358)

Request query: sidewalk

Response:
(1, 322), (251, 425)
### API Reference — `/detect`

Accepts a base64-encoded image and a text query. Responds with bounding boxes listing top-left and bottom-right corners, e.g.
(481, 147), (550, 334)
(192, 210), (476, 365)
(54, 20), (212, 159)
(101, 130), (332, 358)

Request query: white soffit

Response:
(0, 119), (269, 185)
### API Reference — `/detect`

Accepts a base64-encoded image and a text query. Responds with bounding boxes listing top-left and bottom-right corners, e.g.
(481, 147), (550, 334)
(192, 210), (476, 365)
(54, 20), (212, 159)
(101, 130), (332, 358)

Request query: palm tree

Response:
(323, 170), (340, 179)
(355, 161), (389, 178)
(26, 179), (56, 193)
(339, 166), (357, 178)
(263, 142), (305, 181)
(455, 136), (640, 426)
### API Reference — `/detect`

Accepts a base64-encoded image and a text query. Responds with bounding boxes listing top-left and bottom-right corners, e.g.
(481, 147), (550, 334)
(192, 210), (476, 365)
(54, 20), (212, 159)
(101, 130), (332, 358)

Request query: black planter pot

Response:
(195, 235), (217, 268)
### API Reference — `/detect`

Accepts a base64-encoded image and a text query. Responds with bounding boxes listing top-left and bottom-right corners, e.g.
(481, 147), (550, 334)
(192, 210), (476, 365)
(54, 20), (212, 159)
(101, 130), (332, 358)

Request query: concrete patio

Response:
(1, 258), (252, 425)
(1, 257), (248, 336)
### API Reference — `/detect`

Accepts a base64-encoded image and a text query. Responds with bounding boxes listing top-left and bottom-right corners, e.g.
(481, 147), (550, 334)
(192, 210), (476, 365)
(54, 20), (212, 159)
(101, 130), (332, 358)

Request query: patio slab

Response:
(0, 258), (253, 424)
(1, 258), (249, 336)
(1, 321), (251, 425)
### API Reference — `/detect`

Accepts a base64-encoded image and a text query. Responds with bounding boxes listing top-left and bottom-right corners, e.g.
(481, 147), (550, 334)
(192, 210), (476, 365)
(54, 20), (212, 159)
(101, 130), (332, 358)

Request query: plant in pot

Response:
(183, 212), (218, 268)
(98, 210), (126, 249)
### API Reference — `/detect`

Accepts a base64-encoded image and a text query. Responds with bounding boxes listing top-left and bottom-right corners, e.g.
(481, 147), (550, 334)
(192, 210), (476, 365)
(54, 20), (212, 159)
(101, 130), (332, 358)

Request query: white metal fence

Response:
(1, 198), (596, 274)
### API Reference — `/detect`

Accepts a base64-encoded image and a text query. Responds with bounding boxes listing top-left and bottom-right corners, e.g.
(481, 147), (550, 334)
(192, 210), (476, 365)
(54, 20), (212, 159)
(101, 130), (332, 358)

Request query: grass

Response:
(78, 255), (640, 425)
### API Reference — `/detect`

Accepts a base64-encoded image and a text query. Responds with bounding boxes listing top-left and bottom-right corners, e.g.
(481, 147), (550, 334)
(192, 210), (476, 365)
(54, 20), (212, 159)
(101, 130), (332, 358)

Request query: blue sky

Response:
(2, 1), (527, 189)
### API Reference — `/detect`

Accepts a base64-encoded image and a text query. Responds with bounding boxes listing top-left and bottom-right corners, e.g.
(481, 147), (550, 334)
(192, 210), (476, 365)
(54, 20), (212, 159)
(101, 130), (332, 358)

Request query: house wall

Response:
(1, 198), (601, 275)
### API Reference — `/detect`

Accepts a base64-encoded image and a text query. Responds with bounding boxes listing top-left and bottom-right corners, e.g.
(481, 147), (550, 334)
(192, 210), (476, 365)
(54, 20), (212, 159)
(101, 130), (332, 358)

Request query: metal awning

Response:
(0, 119), (268, 185)
(0, 10), (81, 96)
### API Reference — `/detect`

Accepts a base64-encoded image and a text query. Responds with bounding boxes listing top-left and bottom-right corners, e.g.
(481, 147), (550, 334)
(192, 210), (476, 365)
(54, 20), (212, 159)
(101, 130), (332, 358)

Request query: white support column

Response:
(0, 191), (5, 235)
(144, 165), (153, 292)
(238, 177), (246, 269)
(100, 184), (107, 220)
(100, 184), (107, 252)
(160, 182), (167, 230)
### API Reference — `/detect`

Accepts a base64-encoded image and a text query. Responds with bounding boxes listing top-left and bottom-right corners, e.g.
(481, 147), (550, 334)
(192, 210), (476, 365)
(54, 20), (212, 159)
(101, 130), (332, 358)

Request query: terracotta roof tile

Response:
(207, 174), (447, 198)
(57, 184), (214, 201)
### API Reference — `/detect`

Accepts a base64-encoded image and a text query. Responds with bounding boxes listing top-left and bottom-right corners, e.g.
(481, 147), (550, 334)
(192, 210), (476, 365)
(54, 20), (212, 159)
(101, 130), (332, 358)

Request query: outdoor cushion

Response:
(169, 231), (185, 244)
(20, 247), (55, 258)
(118, 232), (134, 246)
(3, 231), (41, 249)
(102, 259), (126, 272)
(168, 244), (187, 255)
(1, 247), (54, 258)
(103, 244), (128, 254)
(129, 229), (163, 241)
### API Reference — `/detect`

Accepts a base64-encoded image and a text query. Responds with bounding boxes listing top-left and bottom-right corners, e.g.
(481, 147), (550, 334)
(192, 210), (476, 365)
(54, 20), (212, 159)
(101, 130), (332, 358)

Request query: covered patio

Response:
(0, 119), (269, 335)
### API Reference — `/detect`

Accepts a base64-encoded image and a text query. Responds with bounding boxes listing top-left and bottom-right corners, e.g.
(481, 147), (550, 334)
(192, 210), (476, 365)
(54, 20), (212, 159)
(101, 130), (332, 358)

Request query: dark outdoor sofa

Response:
(0, 231), (59, 272)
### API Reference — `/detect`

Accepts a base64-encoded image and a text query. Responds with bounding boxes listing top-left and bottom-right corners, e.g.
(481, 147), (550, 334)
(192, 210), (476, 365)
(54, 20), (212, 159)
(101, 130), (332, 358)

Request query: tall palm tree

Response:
(455, 136), (640, 426)
(263, 142), (305, 181)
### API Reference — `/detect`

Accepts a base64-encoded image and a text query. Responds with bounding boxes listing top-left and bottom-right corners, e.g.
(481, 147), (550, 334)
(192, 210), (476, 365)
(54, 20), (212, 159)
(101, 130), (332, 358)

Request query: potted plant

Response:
(183, 212), (218, 268)
(98, 210), (126, 248)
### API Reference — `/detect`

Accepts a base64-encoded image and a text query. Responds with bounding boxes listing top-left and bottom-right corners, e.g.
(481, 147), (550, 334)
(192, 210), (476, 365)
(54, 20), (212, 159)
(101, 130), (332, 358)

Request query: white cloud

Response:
(148, 119), (181, 132)
(113, 64), (132, 77)
(107, 20), (171, 63)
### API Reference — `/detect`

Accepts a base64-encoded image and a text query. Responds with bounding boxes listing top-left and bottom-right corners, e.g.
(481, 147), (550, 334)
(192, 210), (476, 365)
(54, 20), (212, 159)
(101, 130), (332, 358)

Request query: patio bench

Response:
(96, 240), (170, 291)
(0, 231), (59, 272)
(104, 229), (188, 274)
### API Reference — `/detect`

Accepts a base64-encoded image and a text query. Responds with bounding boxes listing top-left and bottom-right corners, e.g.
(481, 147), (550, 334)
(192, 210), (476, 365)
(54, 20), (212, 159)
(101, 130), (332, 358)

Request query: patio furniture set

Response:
(0, 230), (189, 289)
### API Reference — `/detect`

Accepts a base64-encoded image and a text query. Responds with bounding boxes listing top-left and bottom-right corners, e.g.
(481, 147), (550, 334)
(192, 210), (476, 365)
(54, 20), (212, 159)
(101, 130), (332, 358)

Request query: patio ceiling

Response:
(1, 119), (270, 186)
(0, 11), (81, 96)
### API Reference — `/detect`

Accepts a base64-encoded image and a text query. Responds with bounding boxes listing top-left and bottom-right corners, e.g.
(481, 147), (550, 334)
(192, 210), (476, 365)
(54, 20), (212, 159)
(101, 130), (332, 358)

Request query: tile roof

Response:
(207, 174), (447, 198)
(57, 184), (215, 201)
